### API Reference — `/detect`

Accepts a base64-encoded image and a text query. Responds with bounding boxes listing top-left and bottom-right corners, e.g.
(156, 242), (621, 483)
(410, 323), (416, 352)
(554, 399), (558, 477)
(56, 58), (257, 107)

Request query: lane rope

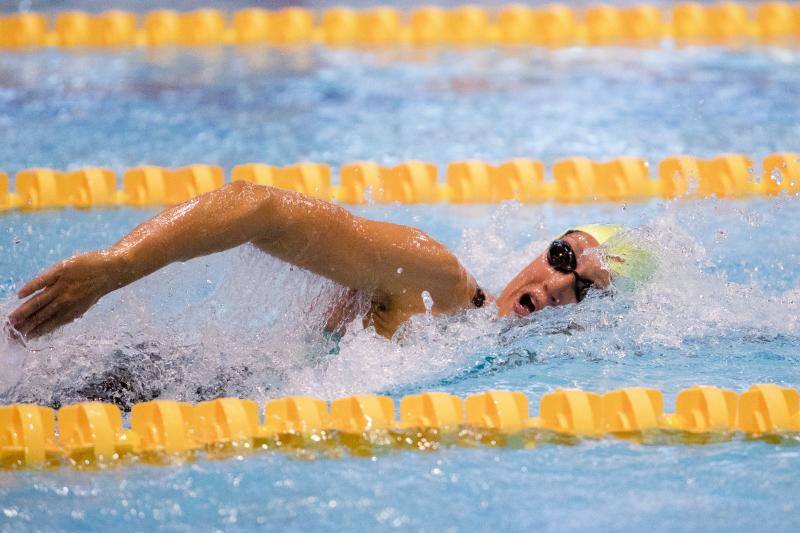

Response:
(1, 384), (798, 469)
(1, 3), (799, 51)
(1, 153), (798, 210)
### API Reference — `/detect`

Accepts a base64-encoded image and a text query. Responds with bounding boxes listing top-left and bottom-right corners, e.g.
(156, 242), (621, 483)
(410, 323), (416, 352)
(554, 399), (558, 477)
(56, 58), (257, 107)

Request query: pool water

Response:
(2, 2), (800, 531)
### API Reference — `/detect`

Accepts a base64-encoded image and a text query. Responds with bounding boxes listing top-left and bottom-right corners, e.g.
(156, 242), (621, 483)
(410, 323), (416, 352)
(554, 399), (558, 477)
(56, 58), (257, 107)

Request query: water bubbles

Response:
(745, 211), (763, 227)
(421, 290), (434, 313)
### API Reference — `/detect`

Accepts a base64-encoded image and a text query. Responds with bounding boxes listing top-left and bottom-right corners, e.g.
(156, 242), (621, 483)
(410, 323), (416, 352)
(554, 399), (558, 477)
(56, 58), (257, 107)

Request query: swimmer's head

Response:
(496, 224), (655, 317)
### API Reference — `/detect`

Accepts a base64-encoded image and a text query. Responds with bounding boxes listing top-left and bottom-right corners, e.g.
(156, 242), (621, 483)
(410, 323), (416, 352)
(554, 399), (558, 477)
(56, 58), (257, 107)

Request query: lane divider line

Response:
(1, 153), (798, 210)
(1, 384), (798, 469)
(1, 3), (800, 51)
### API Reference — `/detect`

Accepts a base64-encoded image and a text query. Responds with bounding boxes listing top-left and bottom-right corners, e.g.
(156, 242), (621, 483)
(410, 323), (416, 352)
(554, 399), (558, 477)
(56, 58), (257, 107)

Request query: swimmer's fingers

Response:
(8, 285), (60, 328)
(26, 306), (83, 339)
(18, 263), (62, 299)
(15, 295), (65, 338)
(4, 322), (23, 343)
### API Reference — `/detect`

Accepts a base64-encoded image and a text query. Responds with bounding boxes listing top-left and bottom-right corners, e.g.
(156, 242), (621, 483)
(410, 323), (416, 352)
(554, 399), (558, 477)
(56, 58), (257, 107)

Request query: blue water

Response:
(2, 2), (800, 531)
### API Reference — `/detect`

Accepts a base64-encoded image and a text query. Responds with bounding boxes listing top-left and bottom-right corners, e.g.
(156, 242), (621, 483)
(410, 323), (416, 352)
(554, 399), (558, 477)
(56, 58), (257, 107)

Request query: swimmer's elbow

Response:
(224, 179), (271, 204)
(230, 182), (353, 249)
(225, 180), (276, 215)
(213, 181), (278, 238)
(225, 180), (303, 243)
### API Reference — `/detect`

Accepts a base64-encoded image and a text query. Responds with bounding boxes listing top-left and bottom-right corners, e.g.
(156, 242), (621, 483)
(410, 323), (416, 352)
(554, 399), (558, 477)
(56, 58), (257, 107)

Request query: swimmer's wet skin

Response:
(7, 183), (642, 340)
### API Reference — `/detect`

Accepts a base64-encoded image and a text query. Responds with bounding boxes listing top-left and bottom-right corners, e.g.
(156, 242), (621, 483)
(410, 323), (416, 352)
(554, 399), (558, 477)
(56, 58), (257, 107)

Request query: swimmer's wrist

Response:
(103, 247), (138, 289)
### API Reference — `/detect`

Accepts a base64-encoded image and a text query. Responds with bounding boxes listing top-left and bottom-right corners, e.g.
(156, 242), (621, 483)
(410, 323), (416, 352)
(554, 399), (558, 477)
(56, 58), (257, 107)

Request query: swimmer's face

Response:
(496, 231), (612, 317)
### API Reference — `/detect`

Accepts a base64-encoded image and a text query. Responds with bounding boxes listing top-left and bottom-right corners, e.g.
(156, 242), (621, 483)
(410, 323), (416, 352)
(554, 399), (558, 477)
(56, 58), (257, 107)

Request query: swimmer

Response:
(8, 183), (653, 340)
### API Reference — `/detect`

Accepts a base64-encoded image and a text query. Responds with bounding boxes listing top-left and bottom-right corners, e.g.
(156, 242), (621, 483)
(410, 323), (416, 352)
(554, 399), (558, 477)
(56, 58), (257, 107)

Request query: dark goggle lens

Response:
(547, 239), (577, 273)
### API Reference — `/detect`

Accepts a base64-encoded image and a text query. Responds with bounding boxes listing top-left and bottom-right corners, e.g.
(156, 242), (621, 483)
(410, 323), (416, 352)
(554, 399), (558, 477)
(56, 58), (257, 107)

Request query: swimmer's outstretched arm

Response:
(9, 182), (477, 338)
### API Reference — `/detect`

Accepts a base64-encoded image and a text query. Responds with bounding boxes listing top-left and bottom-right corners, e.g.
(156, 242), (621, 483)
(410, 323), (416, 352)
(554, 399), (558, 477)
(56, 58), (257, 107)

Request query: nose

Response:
(540, 273), (576, 309)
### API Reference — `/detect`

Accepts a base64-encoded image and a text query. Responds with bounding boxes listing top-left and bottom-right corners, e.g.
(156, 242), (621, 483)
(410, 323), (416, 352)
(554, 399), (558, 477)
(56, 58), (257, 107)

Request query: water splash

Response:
(1, 200), (800, 408)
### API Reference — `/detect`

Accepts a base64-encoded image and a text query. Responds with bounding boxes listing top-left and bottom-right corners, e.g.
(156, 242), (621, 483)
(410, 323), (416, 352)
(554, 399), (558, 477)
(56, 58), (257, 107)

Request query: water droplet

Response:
(421, 290), (433, 313)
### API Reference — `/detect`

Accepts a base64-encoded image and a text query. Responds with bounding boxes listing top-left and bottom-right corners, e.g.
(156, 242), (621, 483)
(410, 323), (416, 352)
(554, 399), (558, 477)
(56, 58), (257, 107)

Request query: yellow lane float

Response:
(0, 405), (61, 468)
(0, 153), (797, 210)
(57, 402), (140, 466)
(2, 3), (800, 51)
(2, 384), (800, 469)
(131, 400), (198, 457)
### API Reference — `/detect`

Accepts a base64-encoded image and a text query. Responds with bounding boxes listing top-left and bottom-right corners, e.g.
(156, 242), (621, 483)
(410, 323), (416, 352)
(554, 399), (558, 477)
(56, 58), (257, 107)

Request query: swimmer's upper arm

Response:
(250, 184), (476, 309)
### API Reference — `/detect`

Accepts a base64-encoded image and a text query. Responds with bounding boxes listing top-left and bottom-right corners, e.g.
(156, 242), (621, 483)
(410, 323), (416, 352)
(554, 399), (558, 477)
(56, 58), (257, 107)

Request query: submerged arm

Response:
(9, 182), (476, 338)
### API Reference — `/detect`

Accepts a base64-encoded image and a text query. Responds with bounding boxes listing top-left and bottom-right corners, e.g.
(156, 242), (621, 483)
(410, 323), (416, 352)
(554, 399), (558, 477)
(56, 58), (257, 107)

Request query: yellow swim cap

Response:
(570, 224), (624, 245)
(565, 224), (656, 283)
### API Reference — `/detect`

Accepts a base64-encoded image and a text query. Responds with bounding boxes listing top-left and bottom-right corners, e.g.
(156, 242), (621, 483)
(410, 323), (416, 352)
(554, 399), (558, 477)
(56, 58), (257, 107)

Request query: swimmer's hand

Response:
(8, 250), (122, 339)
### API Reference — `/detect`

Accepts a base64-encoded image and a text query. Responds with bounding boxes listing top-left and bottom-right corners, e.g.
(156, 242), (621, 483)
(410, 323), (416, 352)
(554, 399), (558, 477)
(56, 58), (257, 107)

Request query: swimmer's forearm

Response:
(8, 182), (286, 339)
(107, 181), (275, 287)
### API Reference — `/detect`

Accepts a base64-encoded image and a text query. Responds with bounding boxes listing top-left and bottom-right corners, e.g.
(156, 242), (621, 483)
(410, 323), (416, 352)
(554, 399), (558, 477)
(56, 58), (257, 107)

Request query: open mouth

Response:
(514, 293), (536, 317)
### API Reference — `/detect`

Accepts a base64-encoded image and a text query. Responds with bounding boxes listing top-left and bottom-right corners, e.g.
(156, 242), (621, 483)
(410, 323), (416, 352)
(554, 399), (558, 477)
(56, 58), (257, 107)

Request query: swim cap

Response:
(567, 224), (656, 284)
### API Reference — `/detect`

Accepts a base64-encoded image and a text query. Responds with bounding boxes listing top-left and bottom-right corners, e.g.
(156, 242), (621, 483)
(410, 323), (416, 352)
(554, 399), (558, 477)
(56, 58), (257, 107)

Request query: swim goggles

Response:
(547, 239), (596, 303)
